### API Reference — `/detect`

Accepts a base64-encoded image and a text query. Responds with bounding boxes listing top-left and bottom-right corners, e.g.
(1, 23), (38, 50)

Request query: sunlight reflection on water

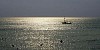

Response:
(1, 17), (87, 30)
(0, 17), (100, 50)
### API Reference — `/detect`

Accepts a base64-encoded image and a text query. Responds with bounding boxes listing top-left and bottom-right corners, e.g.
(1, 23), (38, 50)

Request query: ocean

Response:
(0, 17), (100, 50)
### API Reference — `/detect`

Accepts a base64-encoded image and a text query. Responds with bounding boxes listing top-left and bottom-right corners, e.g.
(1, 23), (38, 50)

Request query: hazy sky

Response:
(0, 0), (100, 17)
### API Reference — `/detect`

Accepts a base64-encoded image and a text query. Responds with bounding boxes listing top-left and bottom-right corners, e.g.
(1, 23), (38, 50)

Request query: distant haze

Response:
(0, 0), (100, 17)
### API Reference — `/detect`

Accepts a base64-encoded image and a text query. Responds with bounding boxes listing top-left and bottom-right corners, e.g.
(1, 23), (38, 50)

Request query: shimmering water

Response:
(0, 17), (100, 50)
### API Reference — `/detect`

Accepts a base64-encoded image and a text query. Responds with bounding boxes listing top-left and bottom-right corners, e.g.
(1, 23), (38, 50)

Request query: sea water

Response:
(0, 17), (100, 50)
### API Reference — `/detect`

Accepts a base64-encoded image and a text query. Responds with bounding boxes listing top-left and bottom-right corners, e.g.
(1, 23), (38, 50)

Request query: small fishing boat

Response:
(62, 17), (72, 24)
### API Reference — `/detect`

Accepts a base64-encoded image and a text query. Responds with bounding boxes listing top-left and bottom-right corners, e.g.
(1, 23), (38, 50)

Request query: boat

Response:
(62, 17), (72, 24)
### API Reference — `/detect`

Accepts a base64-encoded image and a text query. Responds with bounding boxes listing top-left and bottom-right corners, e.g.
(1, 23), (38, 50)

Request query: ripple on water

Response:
(0, 17), (100, 50)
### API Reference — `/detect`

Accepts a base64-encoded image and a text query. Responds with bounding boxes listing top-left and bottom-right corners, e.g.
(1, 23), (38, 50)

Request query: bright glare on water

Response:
(0, 17), (100, 50)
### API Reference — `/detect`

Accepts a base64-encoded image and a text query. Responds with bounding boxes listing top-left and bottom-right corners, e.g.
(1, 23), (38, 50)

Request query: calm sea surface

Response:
(0, 17), (100, 50)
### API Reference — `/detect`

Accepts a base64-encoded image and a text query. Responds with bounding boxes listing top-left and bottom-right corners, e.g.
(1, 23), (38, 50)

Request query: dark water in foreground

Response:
(0, 17), (100, 50)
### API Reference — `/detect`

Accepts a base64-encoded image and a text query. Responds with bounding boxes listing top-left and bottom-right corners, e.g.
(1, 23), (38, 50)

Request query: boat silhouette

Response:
(62, 17), (72, 24)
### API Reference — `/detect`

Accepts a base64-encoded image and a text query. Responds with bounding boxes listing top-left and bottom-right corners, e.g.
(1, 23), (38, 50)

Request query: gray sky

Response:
(0, 0), (100, 17)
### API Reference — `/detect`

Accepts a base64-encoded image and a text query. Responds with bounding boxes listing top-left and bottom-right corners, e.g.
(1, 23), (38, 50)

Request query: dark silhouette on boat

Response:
(62, 18), (72, 24)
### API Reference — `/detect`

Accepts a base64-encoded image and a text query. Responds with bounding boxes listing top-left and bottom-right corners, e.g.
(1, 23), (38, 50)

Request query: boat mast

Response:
(64, 17), (65, 22)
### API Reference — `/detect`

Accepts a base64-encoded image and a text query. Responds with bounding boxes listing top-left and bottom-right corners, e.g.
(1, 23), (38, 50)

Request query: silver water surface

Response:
(0, 17), (100, 50)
